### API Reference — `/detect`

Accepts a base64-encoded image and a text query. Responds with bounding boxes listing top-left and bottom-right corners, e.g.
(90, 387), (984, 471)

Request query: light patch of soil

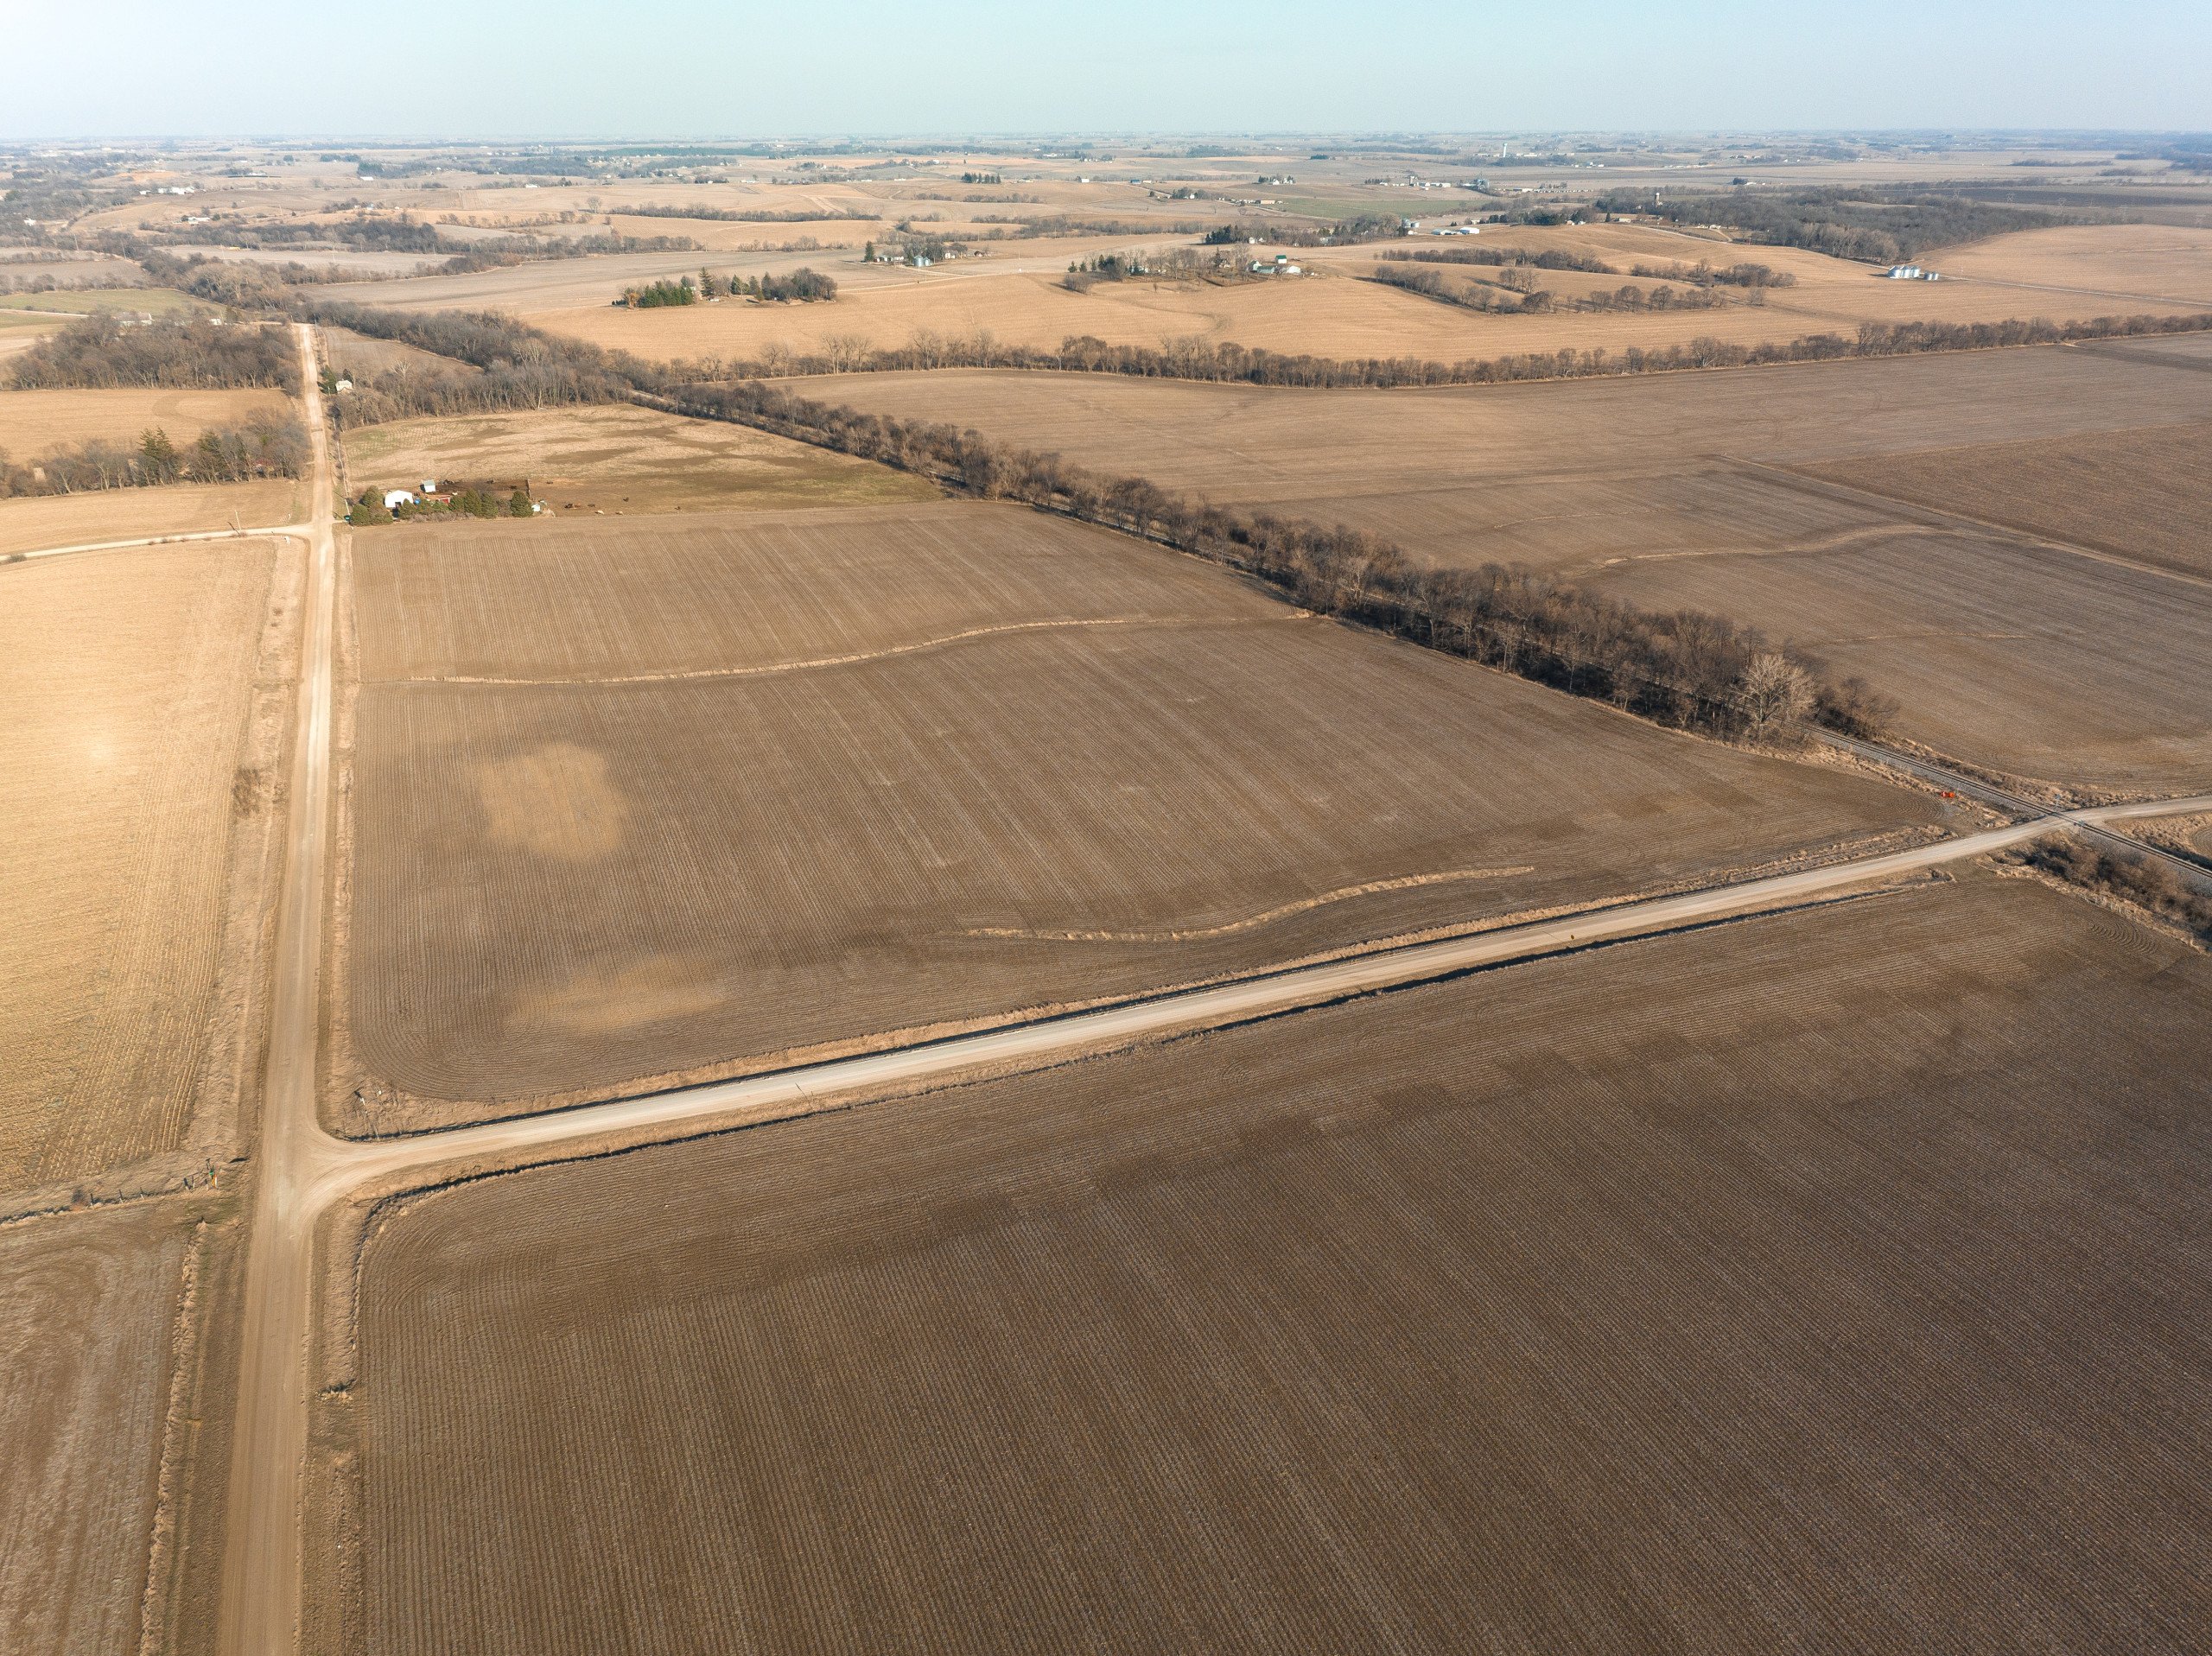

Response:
(473, 742), (627, 862)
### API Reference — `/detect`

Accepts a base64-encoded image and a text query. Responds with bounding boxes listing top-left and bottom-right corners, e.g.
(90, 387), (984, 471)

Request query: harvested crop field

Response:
(0, 540), (292, 1196)
(0, 1203), (197, 1654)
(1590, 528), (2212, 791)
(352, 501), (1244, 681)
(1933, 223), (2212, 305)
(0, 479), (302, 555)
(346, 872), (2212, 1655)
(805, 345), (2212, 530)
(1803, 418), (2212, 581)
(341, 403), (935, 519)
(335, 501), (1937, 1120)
(804, 352), (2212, 789)
(0, 386), (294, 454)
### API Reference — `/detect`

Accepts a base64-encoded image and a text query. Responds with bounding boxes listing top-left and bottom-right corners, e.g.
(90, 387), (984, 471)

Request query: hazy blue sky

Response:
(5, 1), (2206, 140)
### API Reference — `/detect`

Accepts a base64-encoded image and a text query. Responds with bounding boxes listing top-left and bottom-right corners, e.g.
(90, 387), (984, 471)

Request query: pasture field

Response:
(0, 311), (70, 361)
(0, 1203), (198, 1654)
(808, 349), (2212, 789)
(0, 541), (291, 1196)
(0, 386), (295, 454)
(341, 403), (935, 519)
(1804, 419), (2212, 581)
(320, 324), (477, 378)
(0, 286), (207, 318)
(1591, 528), (2212, 791)
(344, 872), (2212, 1655)
(333, 501), (1937, 1121)
(0, 479), (302, 554)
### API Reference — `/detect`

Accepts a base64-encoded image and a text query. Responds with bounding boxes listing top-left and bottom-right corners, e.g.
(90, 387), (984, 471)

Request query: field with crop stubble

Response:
(0, 540), (295, 1199)
(343, 872), (2212, 1655)
(804, 343), (2212, 788)
(331, 500), (1939, 1125)
(0, 1203), (200, 1653)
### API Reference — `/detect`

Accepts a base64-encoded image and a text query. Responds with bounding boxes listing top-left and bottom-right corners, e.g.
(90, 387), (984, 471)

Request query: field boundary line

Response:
(1734, 457), (2212, 593)
(2066, 339), (2212, 376)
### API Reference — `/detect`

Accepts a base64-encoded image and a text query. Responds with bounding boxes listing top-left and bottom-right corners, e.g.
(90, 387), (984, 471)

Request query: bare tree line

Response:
(676, 308), (2212, 390)
(1, 414), (308, 495)
(307, 298), (1919, 742)
(2017, 834), (2212, 942)
(7, 314), (300, 391)
(654, 375), (1891, 746)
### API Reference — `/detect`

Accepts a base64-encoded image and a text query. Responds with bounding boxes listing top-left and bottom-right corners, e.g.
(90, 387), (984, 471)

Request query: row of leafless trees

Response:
(683, 309), (2212, 390)
(7, 314), (300, 390)
(659, 375), (1888, 744)
(0, 414), (307, 494)
(2021, 836), (2212, 941)
(1382, 245), (1615, 273)
(304, 299), (642, 425)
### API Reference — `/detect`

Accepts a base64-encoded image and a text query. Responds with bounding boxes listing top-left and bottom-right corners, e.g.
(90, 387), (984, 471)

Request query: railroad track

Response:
(1815, 728), (2212, 889)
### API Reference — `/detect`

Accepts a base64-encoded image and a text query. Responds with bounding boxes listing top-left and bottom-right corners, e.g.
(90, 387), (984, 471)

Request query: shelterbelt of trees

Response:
(7, 314), (300, 392)
(309, 295), (2212, 407)
(1, 414), (308, 496)
(679, 308), (2212, 389)
(1588, 187), (2074, 264)
(651, 374), (1887, 746)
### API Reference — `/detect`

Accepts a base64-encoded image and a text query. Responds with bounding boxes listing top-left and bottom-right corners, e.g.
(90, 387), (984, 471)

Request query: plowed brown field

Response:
(0, 1204), (197, 1653)
(1805, 419), (2212, 581)
(805, 348), (2212, 789)
(335, 502), (1936, 1120)
(805, 346), (2212, 536)
(1, 541), (290, 1196)
(348, 872), (2212, 1655)
(1588, 529), (2212, 791)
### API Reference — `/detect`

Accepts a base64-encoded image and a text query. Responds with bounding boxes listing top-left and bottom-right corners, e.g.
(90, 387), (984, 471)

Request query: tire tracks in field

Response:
(964, 865), (1538, 942)
(389, 611), (1312, 688)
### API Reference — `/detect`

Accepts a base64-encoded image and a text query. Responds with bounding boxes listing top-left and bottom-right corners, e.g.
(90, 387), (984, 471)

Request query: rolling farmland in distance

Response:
(345, 872), (2212, 1656)
(529, 222), (2212, 367)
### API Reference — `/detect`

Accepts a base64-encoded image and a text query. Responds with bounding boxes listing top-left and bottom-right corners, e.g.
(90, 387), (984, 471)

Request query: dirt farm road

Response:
(197, 331), (2212, 1655)
(216, 326), (340, 1656)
